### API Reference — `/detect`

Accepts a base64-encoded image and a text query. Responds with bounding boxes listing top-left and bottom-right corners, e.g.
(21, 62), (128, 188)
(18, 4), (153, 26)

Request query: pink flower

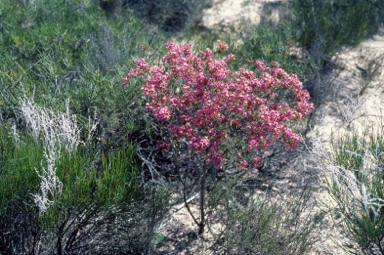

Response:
(224, 54), (236, 62)
(153, 106), (171, 121)
(157, 141), (170, 150)
(238, 160), (249, 171)
(123, 41), (313, 171)
(216, 40), (229, 52)
(253, 157), (263, 168)
(255, 60), (269, 72)
(122, 59), (150, 85)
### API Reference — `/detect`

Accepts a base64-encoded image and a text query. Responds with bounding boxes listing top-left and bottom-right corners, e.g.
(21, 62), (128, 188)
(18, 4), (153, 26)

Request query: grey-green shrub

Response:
(0, 0), (167, 146)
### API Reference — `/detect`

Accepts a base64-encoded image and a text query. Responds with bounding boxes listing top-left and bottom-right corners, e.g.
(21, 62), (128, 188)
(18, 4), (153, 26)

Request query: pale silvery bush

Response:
(20, 97), (81, 214)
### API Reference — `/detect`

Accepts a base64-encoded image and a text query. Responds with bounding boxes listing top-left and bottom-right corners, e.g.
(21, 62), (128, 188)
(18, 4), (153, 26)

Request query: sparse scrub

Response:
(210, 184), (320, 255)
(357, 52), (384, 96)
(4, 0), (376, 253)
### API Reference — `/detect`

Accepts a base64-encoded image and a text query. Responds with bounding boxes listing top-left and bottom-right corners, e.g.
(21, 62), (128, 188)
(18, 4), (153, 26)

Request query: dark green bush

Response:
(124, 0), (212, 32)
(291, 0), (383, 65)
(0, 120), (170, 254)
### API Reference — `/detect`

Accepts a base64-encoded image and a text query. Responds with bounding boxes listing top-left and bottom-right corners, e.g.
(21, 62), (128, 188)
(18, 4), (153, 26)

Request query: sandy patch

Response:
(200, 0), (288, 29)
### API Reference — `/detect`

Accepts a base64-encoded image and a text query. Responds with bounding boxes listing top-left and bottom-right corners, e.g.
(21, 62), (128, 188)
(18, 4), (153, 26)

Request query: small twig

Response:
(157, 193), (200, 236)
(137, 148), (161, 179)
(172, 192), (200, 213)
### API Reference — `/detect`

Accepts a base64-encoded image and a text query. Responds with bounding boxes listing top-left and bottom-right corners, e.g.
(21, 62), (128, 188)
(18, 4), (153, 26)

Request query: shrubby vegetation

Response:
(291, 0), (383, 67)
(0, 0), (382, 253)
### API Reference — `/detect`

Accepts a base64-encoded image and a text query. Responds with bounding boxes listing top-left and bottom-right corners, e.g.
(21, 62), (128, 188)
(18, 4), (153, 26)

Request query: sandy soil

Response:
(305, 30), (384, 255)
(200, 0), (289, 28)
(160, 1), (384, 254)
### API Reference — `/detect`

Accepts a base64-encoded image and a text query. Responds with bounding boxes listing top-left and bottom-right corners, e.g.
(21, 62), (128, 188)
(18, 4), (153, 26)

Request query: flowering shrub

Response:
(123, 41), (313, 172)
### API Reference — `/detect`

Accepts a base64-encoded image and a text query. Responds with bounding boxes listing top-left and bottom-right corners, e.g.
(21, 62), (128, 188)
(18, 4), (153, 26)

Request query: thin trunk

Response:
(57, 222), (65, 255)
(198, 173), (205, 235)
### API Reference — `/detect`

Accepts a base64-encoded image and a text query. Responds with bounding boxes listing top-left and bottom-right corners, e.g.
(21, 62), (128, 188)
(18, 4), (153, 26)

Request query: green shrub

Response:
(0, 124), (42, 209)
(240, 24), (316, 82)
(0, 119), (170, 254)
(291, 0), (383, 65)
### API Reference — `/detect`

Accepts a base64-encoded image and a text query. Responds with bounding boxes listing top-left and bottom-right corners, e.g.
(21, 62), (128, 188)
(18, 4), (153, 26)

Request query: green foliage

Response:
(327, 128), (384, 254)
(0, 0), (164, 126)
(0, 120), (170, 254)
(0, 119), (141, 216)
(96, 144), (140, 202)
(125, 0), (212, 32)
(0, 125), (41, 209)
(291, 0), (383, 64)
(240, 24), (316, 81)
(331, 132), (367, 170)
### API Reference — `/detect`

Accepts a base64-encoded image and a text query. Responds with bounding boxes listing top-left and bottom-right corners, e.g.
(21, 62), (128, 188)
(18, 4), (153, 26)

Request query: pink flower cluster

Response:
(123, 41), (314, 170)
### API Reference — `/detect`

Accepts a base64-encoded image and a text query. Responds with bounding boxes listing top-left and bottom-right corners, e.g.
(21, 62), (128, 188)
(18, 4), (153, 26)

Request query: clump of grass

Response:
(321, 125), (384, 254)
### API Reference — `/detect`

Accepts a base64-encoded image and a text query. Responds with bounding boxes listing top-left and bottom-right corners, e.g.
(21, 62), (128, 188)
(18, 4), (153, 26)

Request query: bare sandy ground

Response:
(200, 0), (289, 28)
